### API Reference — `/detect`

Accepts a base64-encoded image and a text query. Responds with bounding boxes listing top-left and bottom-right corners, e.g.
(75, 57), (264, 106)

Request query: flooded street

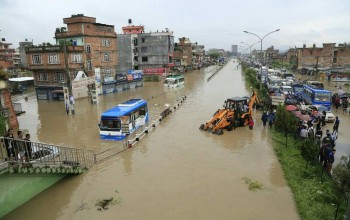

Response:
(5, 60), (301, 219)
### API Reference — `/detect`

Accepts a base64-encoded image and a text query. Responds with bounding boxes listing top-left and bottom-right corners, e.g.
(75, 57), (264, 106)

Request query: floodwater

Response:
(4, 60), (301, 220)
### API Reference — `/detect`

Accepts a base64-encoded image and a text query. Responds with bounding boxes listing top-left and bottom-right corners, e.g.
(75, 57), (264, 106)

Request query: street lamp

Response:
(243, 29), (280, 89)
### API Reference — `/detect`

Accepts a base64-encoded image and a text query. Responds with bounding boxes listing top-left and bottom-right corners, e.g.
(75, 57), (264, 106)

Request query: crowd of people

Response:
(296, 114), (340, 176)
(2, 128), (32, 163)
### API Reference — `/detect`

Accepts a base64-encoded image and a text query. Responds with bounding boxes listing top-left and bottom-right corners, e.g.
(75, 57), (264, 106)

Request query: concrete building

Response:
(18, 40), (33, 68)
(27, 14), (118, 100)
(0, 40), (15, 71)
(117, 21), (174, 75)
(173, 37), (193, 72)
(231, 45), (238, 56)
(26, 44), (86, 100)
(192, 43), (205, 69)
(297, 43), (350, 79)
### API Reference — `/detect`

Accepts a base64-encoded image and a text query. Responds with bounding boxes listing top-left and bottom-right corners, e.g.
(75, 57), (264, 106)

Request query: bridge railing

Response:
(0, 137), (95, 168)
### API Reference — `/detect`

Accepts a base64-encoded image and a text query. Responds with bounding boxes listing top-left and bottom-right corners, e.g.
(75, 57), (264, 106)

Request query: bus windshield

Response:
(314, 92), (331, 102)
(164, 79), (175, 85)
(100, 118), (121, 131)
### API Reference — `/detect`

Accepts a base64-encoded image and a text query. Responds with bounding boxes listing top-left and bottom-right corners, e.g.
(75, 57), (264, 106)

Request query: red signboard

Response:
(143, 68), (165, 75)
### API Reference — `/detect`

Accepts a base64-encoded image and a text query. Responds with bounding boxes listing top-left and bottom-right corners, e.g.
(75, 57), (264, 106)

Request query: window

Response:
(141, 38), (145, 43)
(54, 72), (65, 81)
(142, 56), (148, 62)
(100, 119), (121, 131)
(87, 60), (93, 70)
(103, 53), (111, 62)
(38, 72), (48, 81)
(86, 45), (91, 53)
(141, 47), (147, 52)
(48, 54), (59, 64)
(31, 54), (42, 64)
(71, 53), (82, 63)
(102, 39), (111, 47)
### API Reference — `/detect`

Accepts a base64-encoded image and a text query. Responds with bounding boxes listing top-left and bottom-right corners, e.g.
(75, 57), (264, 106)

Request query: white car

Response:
(279, 86), (294, 95)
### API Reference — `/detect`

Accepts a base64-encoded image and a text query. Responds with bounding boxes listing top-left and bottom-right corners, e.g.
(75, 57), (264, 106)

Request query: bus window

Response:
(100, 119), (121, 131)
(139, 107), (146, 116)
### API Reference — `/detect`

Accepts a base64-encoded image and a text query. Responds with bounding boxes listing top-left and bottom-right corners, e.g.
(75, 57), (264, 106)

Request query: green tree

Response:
(274, 105), (299, 147)
(300, 137), (319, 169)
(332, 155), (350, 219)
(0, 116), (6, 136)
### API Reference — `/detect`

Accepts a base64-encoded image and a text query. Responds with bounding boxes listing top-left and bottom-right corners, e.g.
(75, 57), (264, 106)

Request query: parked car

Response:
(279, 85), (294, 95)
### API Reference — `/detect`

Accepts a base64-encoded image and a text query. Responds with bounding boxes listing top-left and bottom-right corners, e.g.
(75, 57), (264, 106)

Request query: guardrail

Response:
(207, 61), (229, 81)
(0, 137), (95, 173)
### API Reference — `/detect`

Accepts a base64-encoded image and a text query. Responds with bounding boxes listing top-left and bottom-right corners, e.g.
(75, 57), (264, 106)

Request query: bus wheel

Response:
(199, 124), (204, 130)
(208, 127), (212, 132)
(217, 129), (224, 135)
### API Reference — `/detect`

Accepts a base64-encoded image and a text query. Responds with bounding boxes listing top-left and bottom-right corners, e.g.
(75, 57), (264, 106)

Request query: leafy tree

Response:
(0, 116), (6, 136)
(332, 156), (350, 219)
(274, 105), (299, 147)
(300, 137), (319, 169)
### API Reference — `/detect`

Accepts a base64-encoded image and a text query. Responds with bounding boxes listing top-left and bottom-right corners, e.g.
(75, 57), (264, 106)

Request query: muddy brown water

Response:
(5, 60), (301, 220)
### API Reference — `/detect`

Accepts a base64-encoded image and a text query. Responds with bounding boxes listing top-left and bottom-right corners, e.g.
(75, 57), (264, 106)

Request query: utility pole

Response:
(63, 41), (75, 114)
(315, 56), (319, 79)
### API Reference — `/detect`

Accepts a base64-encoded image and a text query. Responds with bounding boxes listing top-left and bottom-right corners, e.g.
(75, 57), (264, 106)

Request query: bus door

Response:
(121, 116), (130, 134)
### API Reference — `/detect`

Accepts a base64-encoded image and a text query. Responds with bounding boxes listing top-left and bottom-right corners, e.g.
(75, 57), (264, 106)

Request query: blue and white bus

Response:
(301, 85), (332, 110)
(99, 99), (149, 140)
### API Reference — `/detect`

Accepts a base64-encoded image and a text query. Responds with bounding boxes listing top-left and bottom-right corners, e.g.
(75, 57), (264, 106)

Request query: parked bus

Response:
(301, 85), (332, 110)
(99, 99), (149, 140)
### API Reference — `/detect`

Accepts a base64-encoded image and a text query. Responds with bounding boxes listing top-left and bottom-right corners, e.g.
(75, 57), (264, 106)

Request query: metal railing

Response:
(0, 137), (95, 169)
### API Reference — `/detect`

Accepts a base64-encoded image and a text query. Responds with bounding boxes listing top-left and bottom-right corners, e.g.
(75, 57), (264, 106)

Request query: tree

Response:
(300, 137), (319, 169)
(274, 105), (299, 147)
(332, 156), (350, 220)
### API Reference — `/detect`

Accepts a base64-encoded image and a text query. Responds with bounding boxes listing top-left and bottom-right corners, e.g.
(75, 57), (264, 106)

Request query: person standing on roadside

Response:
(333, 116), (340, 132)
(16, 130), (25, 161)
(3, 128), (15, 160)
(23, 133), (32, 162)
(261, 111), (268, 127)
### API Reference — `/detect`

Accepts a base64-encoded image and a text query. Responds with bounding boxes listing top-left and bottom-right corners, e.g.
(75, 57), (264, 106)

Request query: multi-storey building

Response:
(117, 21), (174, 76)
(192, 43), (205, 69)
(231, 45), (238, 56)
(18, 40), (33, 68)
(27, 14), (118, 100)
(26, 44), (86, 100)
(173, 37), (193, 72)
(297, 43), (350, 79)
(0, 40), (15, 71)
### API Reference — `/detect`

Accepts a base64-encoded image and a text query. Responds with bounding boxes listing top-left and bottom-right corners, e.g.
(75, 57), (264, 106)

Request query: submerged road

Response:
(5, 60), (300, 220)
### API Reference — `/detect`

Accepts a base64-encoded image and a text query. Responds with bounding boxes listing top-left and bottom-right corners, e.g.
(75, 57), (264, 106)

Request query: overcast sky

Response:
(1, 0), (350, 52)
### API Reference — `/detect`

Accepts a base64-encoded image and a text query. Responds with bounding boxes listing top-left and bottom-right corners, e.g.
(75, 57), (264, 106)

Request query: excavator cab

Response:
(199, 91), (257, 135)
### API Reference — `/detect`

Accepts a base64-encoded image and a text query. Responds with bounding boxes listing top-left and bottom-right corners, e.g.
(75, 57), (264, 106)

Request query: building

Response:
(297, 43), (350, 78)
(117, 21), (174, 75)
(192, 43), (205, 69)
(0, 39), (15, 71)
(55, 14), (117, 79)
(231, 45), (238, 56)
(18, 40), (33, 68)
(173, 37), (193, 72)
(26, 14), (118, 100)
(26, 44), (86, 100)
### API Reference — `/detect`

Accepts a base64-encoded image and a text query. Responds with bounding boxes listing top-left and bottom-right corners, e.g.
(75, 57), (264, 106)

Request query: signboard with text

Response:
(143, 68), (165, 75)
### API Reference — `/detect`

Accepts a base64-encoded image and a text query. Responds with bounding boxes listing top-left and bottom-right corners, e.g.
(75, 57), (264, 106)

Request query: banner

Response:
(143, 68), (165, 75)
